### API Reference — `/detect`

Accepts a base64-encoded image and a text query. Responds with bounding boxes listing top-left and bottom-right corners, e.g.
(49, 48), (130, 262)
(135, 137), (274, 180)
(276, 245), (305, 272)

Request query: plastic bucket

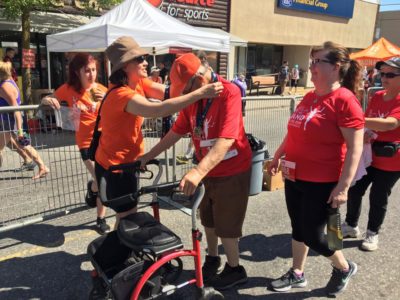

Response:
(249, 147), (268, 196)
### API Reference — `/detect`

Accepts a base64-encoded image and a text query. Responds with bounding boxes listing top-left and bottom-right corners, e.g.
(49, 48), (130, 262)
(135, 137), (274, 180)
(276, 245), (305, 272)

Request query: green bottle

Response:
(327, 207), (343, 251)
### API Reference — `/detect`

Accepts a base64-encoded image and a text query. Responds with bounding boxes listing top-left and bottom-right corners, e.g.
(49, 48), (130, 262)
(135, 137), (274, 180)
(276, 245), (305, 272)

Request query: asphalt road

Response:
(0, 180), (399, 299)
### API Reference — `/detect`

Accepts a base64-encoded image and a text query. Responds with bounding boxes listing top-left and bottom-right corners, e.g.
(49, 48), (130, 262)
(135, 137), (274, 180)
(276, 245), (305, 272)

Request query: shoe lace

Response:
(281, 269), (296, 282)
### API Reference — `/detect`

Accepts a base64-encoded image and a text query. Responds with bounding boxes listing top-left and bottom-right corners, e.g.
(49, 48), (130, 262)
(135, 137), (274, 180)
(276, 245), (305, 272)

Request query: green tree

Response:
(1, 0), (122, 104)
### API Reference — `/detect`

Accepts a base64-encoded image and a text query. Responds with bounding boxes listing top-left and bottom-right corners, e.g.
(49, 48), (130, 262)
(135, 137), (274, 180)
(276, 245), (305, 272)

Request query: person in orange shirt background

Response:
(95, 36), (222, 228)
(42, 53), (110, 235)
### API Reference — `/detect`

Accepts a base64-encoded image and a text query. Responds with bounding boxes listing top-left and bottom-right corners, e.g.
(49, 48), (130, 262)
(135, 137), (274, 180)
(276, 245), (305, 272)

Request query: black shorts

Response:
(0, 114), (15, 132)
(291, 79), (298, 88)
(80, 148), (90, 161)
(95, 162), (138, 213)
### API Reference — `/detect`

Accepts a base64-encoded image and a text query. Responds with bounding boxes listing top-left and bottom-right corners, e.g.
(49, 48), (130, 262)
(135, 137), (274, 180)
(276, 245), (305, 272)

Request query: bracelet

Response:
(17, 129), (23, 135)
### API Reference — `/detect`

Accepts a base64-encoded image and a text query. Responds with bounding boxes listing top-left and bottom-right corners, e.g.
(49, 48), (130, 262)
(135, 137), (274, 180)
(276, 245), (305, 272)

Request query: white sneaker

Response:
(361, 230), (379, 251)
(341, 222), (360, 238)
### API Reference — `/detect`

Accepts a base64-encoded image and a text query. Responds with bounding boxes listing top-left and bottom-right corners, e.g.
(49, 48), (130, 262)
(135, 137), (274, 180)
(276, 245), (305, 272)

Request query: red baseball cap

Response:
(169, 53), (201, 98)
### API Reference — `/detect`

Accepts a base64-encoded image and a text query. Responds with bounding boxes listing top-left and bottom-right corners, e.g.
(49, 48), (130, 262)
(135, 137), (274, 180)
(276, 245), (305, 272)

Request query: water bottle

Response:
(327, 207), (343, 251)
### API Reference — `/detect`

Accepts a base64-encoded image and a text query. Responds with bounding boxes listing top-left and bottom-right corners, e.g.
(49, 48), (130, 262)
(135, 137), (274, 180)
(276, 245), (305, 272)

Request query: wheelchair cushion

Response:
(117, 212), (183, 255)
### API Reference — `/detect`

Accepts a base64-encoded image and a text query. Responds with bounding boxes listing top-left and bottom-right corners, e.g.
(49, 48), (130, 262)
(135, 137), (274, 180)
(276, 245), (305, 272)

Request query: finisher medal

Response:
(193, 126), (203, 138)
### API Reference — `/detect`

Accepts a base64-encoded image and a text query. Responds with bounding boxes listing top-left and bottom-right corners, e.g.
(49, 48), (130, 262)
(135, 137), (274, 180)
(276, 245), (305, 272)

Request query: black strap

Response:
(195, 72), (218, 129)
(91, 85), (122, 140)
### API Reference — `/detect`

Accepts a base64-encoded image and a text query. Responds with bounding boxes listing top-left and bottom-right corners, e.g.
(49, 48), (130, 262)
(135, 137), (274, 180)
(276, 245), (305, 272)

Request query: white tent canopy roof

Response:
(46, 0), (230, 53)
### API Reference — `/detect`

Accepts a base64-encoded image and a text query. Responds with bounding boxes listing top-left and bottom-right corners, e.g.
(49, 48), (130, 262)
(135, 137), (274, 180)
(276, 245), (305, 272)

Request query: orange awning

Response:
(350, 37), (400, 67)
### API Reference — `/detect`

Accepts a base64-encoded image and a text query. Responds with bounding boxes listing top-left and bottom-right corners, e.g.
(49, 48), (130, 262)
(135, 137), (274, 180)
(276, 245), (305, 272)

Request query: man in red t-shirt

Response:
(141, 53), (252, 290)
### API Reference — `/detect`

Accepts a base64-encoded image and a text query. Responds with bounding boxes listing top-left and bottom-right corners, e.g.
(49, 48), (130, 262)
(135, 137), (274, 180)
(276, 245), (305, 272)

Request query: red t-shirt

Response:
(95, 79), (153, 169)
(285, 87), (364, 182)
(366, 91), (400, 171)
(55, 83), (108, 149)
(172, 75), (252, 177)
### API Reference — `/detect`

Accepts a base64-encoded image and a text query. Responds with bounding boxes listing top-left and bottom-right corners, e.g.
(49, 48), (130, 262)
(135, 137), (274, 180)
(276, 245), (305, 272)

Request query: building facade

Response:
(376, 10), (400, 46)
(230, 0), (379, 87)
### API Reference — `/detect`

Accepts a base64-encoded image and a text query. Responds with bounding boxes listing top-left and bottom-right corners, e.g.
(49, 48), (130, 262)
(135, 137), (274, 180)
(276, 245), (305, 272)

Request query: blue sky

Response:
(380, 0), (400, 11)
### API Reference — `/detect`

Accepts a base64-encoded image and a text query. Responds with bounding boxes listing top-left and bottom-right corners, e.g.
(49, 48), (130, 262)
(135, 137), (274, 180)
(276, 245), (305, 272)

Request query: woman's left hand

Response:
(327, 185), (348, 208)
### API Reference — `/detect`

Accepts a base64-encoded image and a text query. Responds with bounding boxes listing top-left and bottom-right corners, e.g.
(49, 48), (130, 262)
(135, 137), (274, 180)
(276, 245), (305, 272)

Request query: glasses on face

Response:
(133, 55), (148, 64)
(182, 76), (197, 95)
(309, 58), (333, 66)
(380, 72), (400, 79)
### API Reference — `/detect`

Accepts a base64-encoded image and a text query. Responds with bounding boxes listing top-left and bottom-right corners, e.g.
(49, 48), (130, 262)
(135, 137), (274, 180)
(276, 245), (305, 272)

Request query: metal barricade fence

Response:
(1, 96), (303, 232)
(0, 105), (167, 232)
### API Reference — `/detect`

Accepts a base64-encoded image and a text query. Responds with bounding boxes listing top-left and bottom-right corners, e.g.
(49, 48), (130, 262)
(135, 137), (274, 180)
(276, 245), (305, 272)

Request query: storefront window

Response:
(246, 44), (283, 78)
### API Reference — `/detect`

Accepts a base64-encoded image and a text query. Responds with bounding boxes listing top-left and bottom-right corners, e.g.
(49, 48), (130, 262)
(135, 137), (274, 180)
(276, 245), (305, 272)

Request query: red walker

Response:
(88, 160), (223, 300)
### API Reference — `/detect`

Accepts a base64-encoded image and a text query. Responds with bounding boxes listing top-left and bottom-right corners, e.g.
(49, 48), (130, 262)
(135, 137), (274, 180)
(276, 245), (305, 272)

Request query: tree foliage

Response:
(1, 0), (122, 103)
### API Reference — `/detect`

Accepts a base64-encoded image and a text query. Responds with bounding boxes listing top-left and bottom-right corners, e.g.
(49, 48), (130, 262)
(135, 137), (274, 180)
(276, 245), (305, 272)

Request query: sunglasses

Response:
(133, 55), (148, 63)
(310, 58), (333, 66)
(379, 72), (400, 79)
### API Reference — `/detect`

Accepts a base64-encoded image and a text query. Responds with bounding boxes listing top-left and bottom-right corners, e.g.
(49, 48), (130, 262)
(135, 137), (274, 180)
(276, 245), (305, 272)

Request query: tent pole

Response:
(107, 58), (111, 84)
(47, 51), (52, 90)
(152, 47), (156, 66)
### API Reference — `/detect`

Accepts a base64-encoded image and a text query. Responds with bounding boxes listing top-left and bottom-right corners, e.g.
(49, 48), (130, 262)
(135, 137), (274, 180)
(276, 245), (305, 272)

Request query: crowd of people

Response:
(1, 37), (399, 297)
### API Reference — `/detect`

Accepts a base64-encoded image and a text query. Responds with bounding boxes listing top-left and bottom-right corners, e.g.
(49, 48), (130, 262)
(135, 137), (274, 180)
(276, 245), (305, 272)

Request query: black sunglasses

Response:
(133, 55), (148, 63)
(380, 72), (400, 79)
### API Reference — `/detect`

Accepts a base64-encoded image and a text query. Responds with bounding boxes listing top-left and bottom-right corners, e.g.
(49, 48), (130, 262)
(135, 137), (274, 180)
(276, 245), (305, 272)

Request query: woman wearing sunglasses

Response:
(342, 57), (400, 252)
(268, 41), (364, 296)
(95, 37), (222, 227)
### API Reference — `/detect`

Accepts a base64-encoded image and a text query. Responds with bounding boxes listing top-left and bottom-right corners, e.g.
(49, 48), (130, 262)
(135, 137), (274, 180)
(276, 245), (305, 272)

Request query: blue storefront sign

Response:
(277, 0), (355, 19)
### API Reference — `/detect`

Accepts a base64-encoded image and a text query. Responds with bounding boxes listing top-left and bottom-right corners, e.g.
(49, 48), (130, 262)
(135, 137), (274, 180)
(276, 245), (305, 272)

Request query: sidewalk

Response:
(1, 183), (399, 299)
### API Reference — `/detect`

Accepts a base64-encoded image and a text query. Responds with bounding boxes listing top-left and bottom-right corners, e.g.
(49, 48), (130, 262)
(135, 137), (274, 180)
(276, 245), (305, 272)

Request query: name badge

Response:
(200, 138), (216, 148)
(281, 159), (296, 182)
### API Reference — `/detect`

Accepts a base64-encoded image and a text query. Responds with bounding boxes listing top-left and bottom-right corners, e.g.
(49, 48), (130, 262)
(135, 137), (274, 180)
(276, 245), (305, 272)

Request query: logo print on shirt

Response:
(203, 116), (215, 140)
(304, 106), (325, 130)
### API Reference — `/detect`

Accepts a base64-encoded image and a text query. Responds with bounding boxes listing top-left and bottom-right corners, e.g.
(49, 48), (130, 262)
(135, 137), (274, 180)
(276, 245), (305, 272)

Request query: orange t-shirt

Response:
(55, 83), (108, 149)
(95, 79), (153, 169)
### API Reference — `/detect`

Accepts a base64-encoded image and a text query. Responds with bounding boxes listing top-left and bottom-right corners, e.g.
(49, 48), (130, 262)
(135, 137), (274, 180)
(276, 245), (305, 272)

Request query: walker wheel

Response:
(197, 286), (224, 300)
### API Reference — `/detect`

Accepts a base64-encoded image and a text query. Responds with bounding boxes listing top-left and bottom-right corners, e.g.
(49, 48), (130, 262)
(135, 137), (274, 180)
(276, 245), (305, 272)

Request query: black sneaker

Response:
(207, 263), (248, 291)
(202, 255), (222, 282)
(270, 268), (307, 292)
(96, 217), (110, 235)
(325, 260), (357, 296)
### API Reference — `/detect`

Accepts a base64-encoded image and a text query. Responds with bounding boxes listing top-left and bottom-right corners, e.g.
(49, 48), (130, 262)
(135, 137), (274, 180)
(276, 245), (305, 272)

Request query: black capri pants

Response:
(95, 162), (138, 213)
(285, 179), (337, 257)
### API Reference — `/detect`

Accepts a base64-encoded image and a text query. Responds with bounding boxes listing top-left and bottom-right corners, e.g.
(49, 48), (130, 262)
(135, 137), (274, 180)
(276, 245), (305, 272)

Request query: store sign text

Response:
(277, 0), (354, 19)
(148, 0), (215, 21)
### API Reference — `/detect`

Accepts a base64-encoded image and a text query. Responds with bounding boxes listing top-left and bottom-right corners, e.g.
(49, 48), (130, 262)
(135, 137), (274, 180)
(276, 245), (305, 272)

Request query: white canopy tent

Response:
(46, 0), (230, 54)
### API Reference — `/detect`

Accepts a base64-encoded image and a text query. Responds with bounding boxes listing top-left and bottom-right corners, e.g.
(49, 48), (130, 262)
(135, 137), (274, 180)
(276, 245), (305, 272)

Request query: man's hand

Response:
(268, 158), (280, 176)
(179, 168), (204, 196)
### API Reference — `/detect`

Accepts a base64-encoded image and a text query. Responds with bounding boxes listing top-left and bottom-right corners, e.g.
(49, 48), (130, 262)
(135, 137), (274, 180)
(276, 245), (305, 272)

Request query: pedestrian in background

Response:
(0, 61), (49, 179)
(268, 41), (364, 296)
(278, 61), (289, 96)
(149, 66), (162, 83)
(2, 47), (17, 82)
(289, 64), (300, 95)
(342, 57), (400, 252)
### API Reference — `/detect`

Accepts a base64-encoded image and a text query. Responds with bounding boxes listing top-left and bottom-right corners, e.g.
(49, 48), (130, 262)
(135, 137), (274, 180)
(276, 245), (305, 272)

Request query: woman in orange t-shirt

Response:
(42, 53), (110, 234)
(95, 36), (223, 225)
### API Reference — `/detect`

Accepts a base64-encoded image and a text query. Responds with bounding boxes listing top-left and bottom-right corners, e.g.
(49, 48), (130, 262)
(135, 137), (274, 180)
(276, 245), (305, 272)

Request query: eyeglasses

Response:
(309, 58), (333, 66)
(133, 55), (148, 63)
(379, 72), (400, 79)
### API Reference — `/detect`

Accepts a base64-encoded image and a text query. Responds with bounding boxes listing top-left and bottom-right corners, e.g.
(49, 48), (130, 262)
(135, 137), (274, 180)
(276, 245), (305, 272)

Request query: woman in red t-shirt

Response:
(268, 42), (364, 296)
(42, 53), (110, 234)
(95, 37), (222, 227)
(343, 57), (400, 252)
